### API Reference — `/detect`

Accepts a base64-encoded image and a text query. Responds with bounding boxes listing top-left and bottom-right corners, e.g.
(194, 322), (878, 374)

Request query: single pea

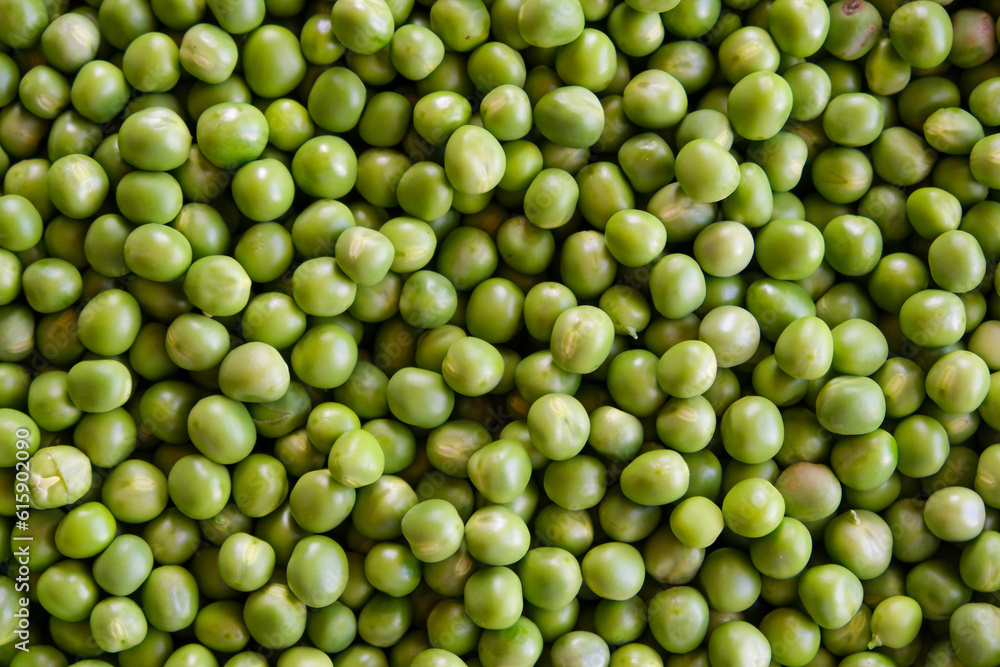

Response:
(799, 564), (865, 630)
(899, 289), (967, 348)
(674, 139), (740, 203)
(183, 255), (251, 317)
(168, 454), (231, 520)
(721, 395), (784, 464)
(722, 477), (785, 538)
(889, 0), (953, 69)
(179, 24), (238, 84)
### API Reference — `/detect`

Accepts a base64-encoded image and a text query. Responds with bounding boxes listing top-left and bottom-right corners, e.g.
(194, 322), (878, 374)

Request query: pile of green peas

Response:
(5, 0), (1000, 662)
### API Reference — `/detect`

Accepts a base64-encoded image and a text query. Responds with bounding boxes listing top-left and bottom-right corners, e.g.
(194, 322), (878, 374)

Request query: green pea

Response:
(768, 0), (829, 57)
(810, 147), (873, 205)
(527, 392), (589, 461)
(289, 469), (356, 533)
(41, 14), (101, 74)
(244, 582), (307, 649)
(70, 60), (130, 124)
(722, 477), (785, 538)
(899, 289), (966, 348)
(949, 603), (1000, 667)
(37, 559), (99, 623)
(115, 170), (183, 225)
(672, 138), (740, 203)
(888, 0), (953, 69)
(90, 597), (147, 653)
(868, 596), (922, 650)
(655, 340), (715, 398)
(871, 126), (934, 186)
(179, 24), (238, 85)
(727, 72), (792, 141)
(232, 158), (295, 223)
(721, 395), (783, 464)
(285, 535), (349, 609)
(433, 337), (503, 399)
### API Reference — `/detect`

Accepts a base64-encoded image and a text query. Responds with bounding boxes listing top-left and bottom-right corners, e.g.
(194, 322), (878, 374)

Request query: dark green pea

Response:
(863, 38), (911, 98)
(718, 164), (771, 229)
(576, 162), (635, 230)
(466, 277), (524, 343)
(871, 126), (934, 187)
(477, 616), (543, 667)
(645, 182), (715, 242)
(696, 547), (760, 613)
(906, 559), (972, 621)
(605, 3), (664, 56)
(866, 253), (928, 315)
(263, 98), (314, 153)
(949, 603), (1000, 667)
(544, 454), (608, 511)
(244, 582), (307, 650)
(232, 454), (288, 518)
(958, 530), (1000, 593)
(618, 133), (674, 195)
